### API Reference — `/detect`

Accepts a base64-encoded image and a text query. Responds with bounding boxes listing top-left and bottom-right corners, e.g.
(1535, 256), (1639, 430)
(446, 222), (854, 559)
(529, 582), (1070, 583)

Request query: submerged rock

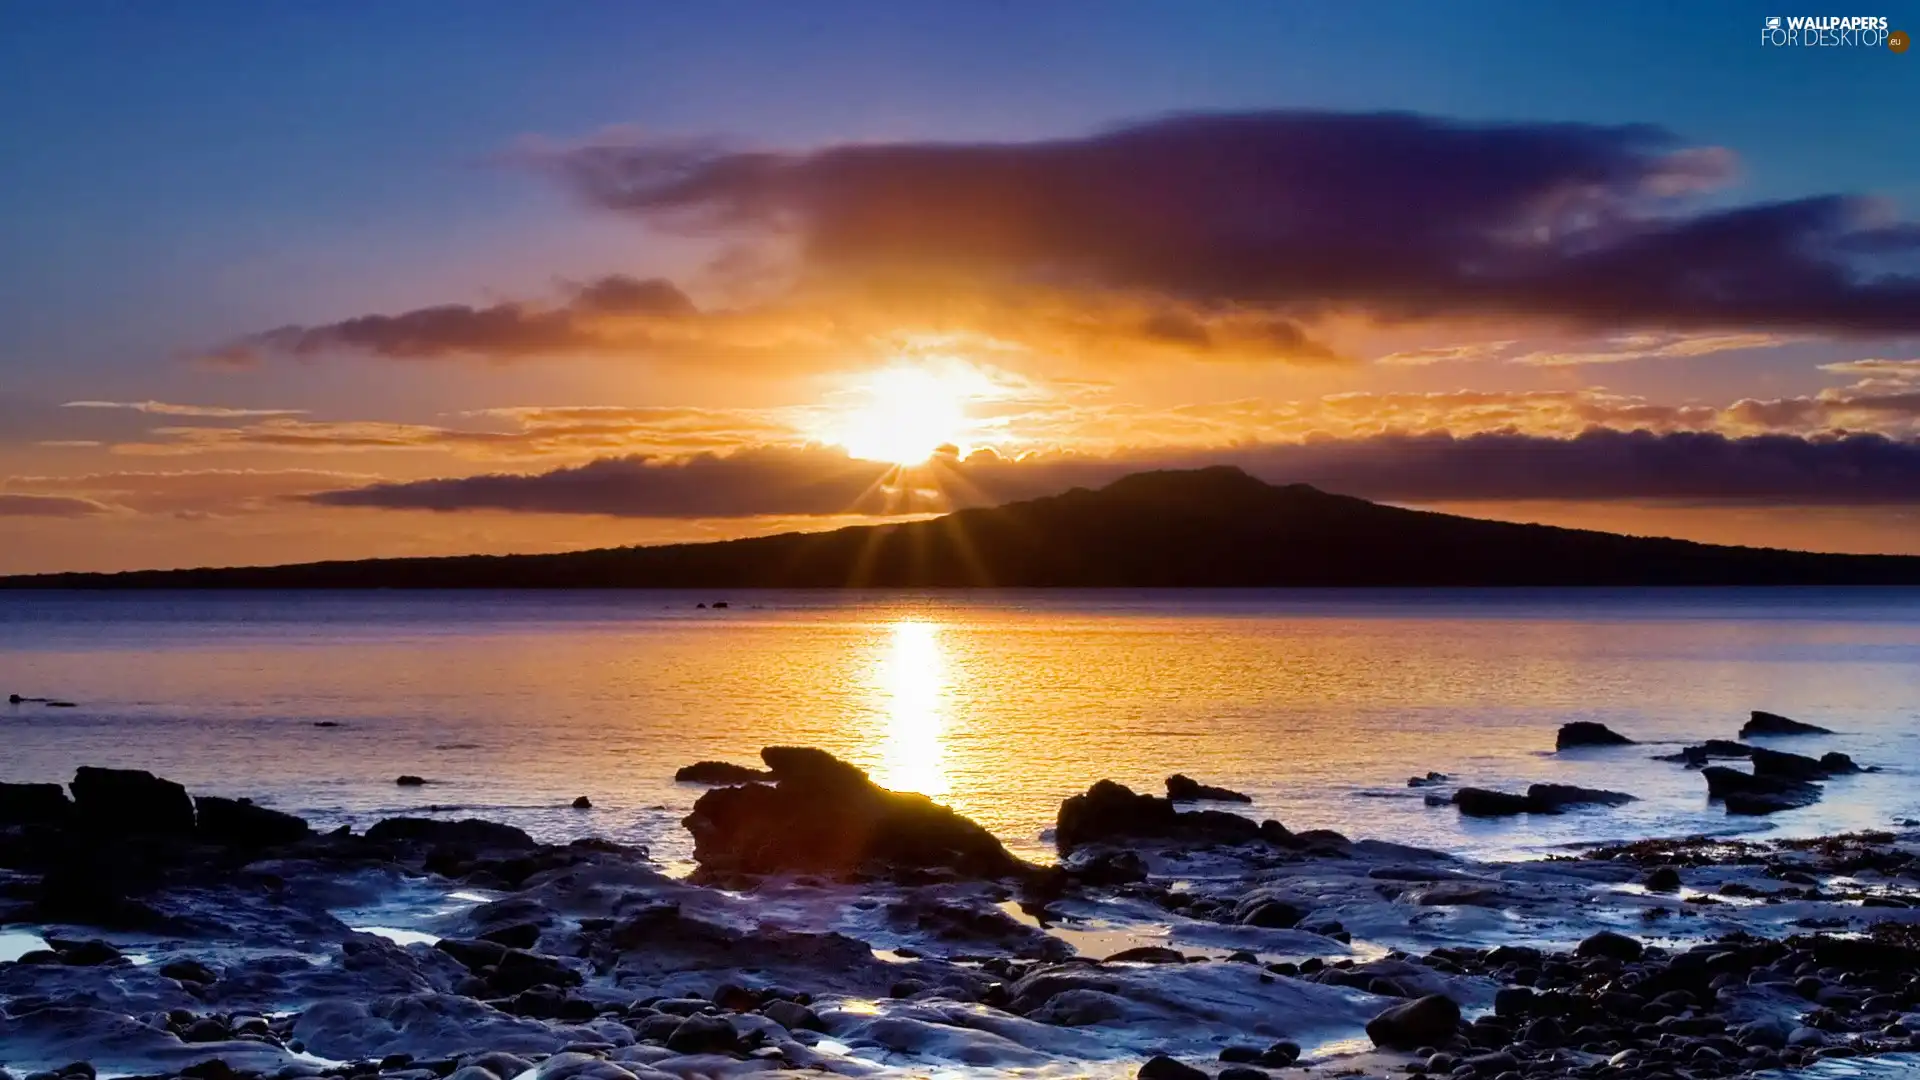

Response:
(394, 774), (427, 786)
(68, 766), (195, 836)
(1451, 787), (1540, 817)
(1139, 1055), (1209, 1080)
(1365, 993), (1461, 1049)
(1742, 710), (1833, 737)
(1057, 779), (1287, 851)
(365, 817), (536, 849)
(1702, 766), (1821, 815)
(1556, 721), (1635, 749)
(1751, 746), (1861, 781)
(1656, 738), (1755, 765)
(1406, 771), (1448, 787)
(1165, 774), (1253, 803)
(1452, 783), (1634, 816)
(683, 745), (1027, 878)
(193, 795), (311, 847)
(1525, 783), (1636, 810)
(570, 795), (592, 809)
(674, 760), (773, 785)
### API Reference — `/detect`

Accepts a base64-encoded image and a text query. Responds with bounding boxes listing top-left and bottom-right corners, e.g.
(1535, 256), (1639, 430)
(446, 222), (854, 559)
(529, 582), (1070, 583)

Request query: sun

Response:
(832, 364), (976, 465)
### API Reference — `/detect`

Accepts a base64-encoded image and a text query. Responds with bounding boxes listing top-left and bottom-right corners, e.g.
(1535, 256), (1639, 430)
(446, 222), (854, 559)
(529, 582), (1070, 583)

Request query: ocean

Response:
(3, 588), (1918, 867)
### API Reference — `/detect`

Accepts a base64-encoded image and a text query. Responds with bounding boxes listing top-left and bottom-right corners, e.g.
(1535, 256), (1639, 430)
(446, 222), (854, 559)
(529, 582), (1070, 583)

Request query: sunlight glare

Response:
(868, 620), (951, 796)
(830, 364), (981, 465)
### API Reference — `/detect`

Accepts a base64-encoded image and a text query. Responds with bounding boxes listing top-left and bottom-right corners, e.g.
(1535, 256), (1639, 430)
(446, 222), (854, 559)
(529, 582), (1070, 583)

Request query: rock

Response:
(1237, 900), (1305, 928)
(1742, 710), (1832, 737)
(6, 693), (20, 703)
(674, 761), (773, 785)
(1556, 722), (1635, 749)
(664, 1013), (739, 1054)
(67, 766), (195, 835)
(1525, 783), (1636, 810)
(1451, 788), (1543, 817)
(1406, 772), (1448, 787)
(1138, 1056), (1208, 1080)
(194, 795), (311, 847)
(1106, 945), (1187, 963)
(1751, 746), (1856, 781)
(365, 817), (536, 849)
(1057, 779), (1272, 851)
(1576, 930), (1643, 961)
(571, 796), (592, 809)
(0, 781), (72, 826)
(1643, 866), (1682, 893)
(1365, 994), (1461, 1050)
(1165, 774), (1252, 803)
(684, 745), (1027, 877)
(1218, 1068), (1268, 1080)
(762, 999), (823, 1032)
(1701, 766), (1821, 814)
(395, 775), (428, 786)
(48, 937), (123, 965)
(160, 958), (220, 984)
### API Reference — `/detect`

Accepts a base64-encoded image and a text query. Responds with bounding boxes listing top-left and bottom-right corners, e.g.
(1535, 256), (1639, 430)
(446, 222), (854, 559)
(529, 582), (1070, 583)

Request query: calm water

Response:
(3, 589), (1918, 866)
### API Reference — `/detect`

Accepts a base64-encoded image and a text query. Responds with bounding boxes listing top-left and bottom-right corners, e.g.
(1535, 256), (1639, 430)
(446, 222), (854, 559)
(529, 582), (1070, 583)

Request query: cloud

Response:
(0, 493), (112, 518)
(553, 110), (1920, 335)
(304, 427), (1920, 518)
(62, 400), (309, 418)
(1819, 358), (1920, 381)
(3, 469), (381, 516)
(1505, 332), (1794, 367)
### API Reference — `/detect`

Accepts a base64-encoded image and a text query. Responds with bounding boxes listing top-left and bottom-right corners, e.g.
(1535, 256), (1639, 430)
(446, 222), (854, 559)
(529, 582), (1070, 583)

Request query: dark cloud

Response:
(558, 111), (1920, 334)
(0, 493), (111, 518)
(304, 429), (1920, 519)
(213, 275), (695, 363)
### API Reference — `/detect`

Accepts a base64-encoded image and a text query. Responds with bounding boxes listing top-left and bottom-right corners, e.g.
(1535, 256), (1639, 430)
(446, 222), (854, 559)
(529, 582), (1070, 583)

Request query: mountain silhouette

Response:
(6, 467), (1920, 588)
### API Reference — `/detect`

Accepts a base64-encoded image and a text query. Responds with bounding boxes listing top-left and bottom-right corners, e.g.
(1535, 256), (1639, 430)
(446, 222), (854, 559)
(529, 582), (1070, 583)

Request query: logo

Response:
(1760, 14), (1896, 46)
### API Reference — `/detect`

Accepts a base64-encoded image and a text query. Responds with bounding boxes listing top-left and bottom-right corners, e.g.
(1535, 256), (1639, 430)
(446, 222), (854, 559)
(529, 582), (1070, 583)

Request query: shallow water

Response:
(3, 588), (1919, 864)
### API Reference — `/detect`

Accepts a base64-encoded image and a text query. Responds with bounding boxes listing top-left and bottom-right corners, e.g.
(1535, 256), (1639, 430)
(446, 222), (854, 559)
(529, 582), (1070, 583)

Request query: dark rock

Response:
(159, 958), (219, 984)
(0, 782), (72, 826)
(1057, 779), (1271, 851)
(1406, 772), (1448, 787)
(1751, 747), (1856, 781)
(685, 746), (1027, 877)
(1138, 1055), (1208, 1080)
(1701, 766), (1821, 814)
(1366, 994), (1462, 1050)
(571, 796), (592, 809)
(1166, 774), (1252, 803)
(665, 1013), (739, 1053)
(1106, 945), (1187, 963)
(365, 817), (536, 849)
(1218, 1068), (1268, 1080)
(489, 948), (582, 994)
(1525, 783), (1636, 810)
(68, 767), (195, 835)
(1577, 931), (1644, 961)
(49, 938), (122, 965)
(1238, 900), (1305, 929)
(183, 1016), (231, 1042)
(1643, 866), (1682, 893)
(395, 775), (428, 786)
(1557, 722), (1635, 749)
(1452, 788), (1543, 817)
(675, 761), (774, 785)
(1259, 1042), (1300, 1067)
(1493, 987), (1535, 1017)
(1742, 711), (1832, 737)
(194, 795), (311, 847)
(762, 999), (823, 1032)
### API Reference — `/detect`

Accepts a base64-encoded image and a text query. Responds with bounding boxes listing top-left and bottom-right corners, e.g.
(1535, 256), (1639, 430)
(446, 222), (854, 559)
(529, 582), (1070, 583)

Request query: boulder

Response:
(1741, 711), (1832, 737)
(571, 796), (592, 809)
(1556, 722), (1635, 749)
(1525, 784), (1636, 810)
(1657, 739), (1755, 765)
(675, 761), (773, 785)
(395, 775), (427, 786)
(1577, 930), (1644, 961)
(1056, 778), (1282, 851)
(1138, 1056), (1209, 1080)
(1643, 866), (1682, 893)
(1165, 774), (1253, 803)
(1751, 747), (1857, 781)
(365, 817), (536, 849)
(194, 795), (311, 847)
(683, 746), (1027, 878)
(1702, 766), (1821, 815)
(0, 781), (72, 826)
(1365, 994), (1461, 1050)
(1451, 788), (1543, 817)
(1406, 771), (1448, 787)
(68, 767), (195, 836)
(664, 1013), (738, 1054)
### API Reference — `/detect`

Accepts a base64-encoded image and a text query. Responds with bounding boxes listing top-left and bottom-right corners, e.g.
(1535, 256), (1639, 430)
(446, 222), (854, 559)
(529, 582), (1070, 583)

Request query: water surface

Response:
(3, 588), (1917, 865)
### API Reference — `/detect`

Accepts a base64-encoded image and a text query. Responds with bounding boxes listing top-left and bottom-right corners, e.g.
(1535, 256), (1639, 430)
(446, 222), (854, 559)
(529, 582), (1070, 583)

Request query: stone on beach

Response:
(1365, 993), (1461, 1049)
(68, 766), (195, 836)
(1742, 710), (1833, 737)
(1525, 783), (1636, 810)
(365, 816), (537, 849)
(682, 745), (1027, 877)
(673, 760), (773, 785)
(1451, 783), (1635, 817)
(1701, 765), (1821, 814)
(0, 781), (72, 826)
(1555, 721), (1635, 749)
(1165, 773), (1253, 803)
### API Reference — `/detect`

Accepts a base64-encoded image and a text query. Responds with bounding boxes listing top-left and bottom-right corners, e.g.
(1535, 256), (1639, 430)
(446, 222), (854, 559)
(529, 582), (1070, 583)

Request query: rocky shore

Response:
(5, 734), (1920, 1080)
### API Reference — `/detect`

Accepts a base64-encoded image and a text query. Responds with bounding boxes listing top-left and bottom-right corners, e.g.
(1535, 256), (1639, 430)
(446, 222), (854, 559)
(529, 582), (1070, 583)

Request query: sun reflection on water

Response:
(868, 620), (952, 797)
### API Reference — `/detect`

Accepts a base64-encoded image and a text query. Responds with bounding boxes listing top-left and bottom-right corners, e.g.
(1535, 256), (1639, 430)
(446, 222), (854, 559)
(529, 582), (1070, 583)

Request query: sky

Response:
(3, 0), (1920, 573)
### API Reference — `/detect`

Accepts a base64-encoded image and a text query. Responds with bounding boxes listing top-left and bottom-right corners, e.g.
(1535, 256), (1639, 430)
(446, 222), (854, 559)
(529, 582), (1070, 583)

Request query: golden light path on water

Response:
(866, 619), (953, 798)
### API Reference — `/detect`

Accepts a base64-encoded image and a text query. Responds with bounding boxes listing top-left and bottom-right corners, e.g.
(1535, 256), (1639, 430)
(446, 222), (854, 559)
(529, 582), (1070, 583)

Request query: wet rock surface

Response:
(1742, 711), (1835, 738)
(1556, 722), (1636, 749)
